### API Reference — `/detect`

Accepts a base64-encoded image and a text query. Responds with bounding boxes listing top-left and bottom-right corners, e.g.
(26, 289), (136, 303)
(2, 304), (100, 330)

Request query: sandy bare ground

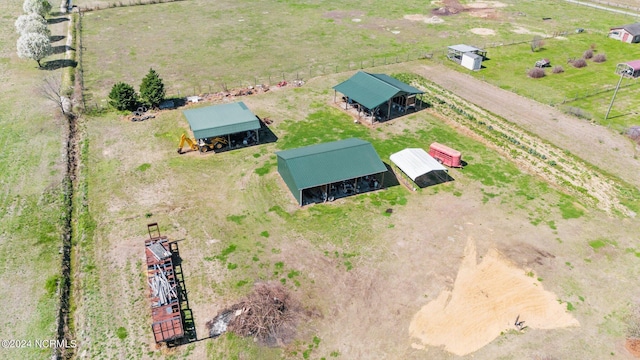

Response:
(409, 238), (578, 356)
(414, 63), (640, 190)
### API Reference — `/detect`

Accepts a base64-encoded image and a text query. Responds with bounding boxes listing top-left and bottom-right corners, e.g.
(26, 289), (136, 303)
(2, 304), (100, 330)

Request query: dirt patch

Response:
(626, 338), (640, 358)
(431, 0), (505, 18)
(403, 14), (445, 24)
(470, 27), (496, 35)
(409, 239), (578, 356)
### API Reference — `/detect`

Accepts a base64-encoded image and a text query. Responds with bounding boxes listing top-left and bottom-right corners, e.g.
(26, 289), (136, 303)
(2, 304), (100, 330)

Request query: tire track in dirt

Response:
(414, 63), (640, 190)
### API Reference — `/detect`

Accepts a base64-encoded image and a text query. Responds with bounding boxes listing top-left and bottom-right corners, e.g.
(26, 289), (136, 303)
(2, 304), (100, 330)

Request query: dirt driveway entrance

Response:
(414, 63), (640, 189)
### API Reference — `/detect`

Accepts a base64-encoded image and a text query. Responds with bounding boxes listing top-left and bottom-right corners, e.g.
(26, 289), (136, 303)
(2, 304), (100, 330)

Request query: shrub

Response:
(528, 67), (545, 78)
(552, 66), (564, 74)
(108, 82), (138, 111)
(593, 54), (606, 63)
(564, 106), (592, 120)
(572, 58), (587, 68)
(583, 49), (593, 59)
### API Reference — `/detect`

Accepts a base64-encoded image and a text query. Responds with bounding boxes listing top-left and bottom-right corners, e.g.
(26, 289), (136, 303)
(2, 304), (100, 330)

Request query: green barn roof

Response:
(332, 71), (423, 110)
(182, 102), (260, 139)
(276, 138), (387, 205)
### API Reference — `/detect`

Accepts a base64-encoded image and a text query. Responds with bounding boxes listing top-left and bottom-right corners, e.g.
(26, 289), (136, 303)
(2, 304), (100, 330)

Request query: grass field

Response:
(3, 0), (640, 359)
(69, 60), (640, 359)
(0, 1), (70, 359)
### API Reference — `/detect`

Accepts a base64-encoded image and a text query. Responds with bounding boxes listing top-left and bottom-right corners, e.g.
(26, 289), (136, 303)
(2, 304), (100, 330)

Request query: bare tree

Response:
(40, 75), (72, 116)
(531, 35), (544, 52)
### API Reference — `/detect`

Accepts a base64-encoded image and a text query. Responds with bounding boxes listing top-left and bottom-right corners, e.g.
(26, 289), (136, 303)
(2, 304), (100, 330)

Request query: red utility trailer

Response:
(429, 142), (462, 168)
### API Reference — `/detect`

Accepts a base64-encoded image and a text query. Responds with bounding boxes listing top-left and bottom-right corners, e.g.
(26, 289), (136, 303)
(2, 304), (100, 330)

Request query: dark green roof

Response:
(332, 71), (424, 110)
(276, 138), (387, 204)
(182, 102), (260, 139)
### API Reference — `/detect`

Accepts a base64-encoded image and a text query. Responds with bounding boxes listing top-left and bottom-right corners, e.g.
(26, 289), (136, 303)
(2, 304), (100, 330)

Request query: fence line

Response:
(75, 0), (186, 12)
(80, 28), (592, 113)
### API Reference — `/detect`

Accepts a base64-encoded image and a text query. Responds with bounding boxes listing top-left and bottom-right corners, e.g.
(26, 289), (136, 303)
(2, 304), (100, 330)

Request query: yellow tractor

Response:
(177, 134), (228, 154)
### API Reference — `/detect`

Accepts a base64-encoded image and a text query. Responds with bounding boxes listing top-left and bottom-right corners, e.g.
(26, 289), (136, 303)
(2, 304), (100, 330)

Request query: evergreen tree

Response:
(139, 68), (165, 108)
(108, 82), (138, 111)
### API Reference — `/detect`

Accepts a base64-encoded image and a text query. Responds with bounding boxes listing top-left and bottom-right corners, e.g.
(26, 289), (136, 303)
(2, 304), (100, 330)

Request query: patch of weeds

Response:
(136, 163), (151, 172)
(579, 296), (585, 302)
(274, 261), (284, 270)
(227, 263), (238, 270)
(558, 195), (584, 219)
(255, 161), (275, 176)
(556, 237), (563, 243)
(453, 190), (462, 197)
(271, 248), (281, 254)
(44, 274), (60, 296)
(260, 230), (270, 238)
(566, 302), (576, 311)
(252, 255), (260, 262)
(115, 326), (128, 340)
(537, 277), (544, 282)
(227, 214), (247, 224)
(565, 261), (574, 269)
(253, 153), (261, 158)
(526, 271), (534, 277)
(547, 220), (557, 230)
(589, 238), (616, 251)
(330, 350), (340, 357)
(145, 212), (153, 218)
(215, 244), (237, 263)
(287, 270), (300, 279)
(388, 224), (394, 228)
(280, 278), (287, 285)
(268, 205), (290, 219)
(236, 280), (249, 287)
(343, 261), (353, 271)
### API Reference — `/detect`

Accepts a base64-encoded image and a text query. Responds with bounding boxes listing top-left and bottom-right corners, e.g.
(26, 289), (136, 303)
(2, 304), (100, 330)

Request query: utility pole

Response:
(604, 72), (625, 124)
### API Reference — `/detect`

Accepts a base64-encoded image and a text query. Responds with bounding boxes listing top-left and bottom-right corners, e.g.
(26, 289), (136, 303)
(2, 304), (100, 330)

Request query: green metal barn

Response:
(276, 138), (387, 206)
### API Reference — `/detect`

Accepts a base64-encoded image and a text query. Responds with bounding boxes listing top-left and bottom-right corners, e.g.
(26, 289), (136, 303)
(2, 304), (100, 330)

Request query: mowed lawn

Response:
(0, 1), (70, 359)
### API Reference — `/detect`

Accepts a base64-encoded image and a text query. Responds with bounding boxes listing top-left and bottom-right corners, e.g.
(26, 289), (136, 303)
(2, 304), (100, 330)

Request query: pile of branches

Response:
(208, 282), (301, 346)
(627, 126), (640, 145)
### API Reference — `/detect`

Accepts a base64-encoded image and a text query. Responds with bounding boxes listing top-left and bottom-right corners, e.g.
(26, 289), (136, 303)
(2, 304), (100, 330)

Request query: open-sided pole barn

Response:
(332, 71), (424, 124)
(276, 138), (387, 206)
(182, 102), (261, 149)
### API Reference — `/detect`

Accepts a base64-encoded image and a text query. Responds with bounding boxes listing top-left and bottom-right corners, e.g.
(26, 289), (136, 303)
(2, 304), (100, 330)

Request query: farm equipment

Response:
(177, 134), (228, 154)
(535, 59), (551, 68)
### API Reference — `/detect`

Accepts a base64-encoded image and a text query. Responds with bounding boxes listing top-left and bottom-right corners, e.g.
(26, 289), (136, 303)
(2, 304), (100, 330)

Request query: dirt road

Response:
(415, 63), (640, 189)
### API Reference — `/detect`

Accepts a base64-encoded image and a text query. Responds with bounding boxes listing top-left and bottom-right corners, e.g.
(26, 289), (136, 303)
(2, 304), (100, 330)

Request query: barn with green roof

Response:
(332, 71), (424, 124)
(182, 101), (261, 150)
(276, 138), (387, 205)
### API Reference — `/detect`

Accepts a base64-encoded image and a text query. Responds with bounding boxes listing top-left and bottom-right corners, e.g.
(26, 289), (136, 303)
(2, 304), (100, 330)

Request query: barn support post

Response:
(333, 90), (337, 103)
(227, 134), (231, 147)
(256, 129), (260, 144)
(387, 99), (391, 120)
(380, 172), (385, 189)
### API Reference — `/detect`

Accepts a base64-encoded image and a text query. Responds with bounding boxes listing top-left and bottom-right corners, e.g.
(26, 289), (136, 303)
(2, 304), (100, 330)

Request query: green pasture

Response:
(445, 31), (640, 131)
(0, 1), (70, 359)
